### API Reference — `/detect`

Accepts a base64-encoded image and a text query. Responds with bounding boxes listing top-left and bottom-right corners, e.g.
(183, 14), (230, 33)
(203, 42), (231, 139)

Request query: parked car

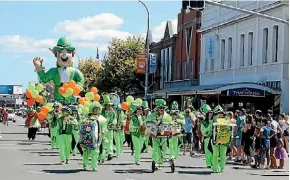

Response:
(7, 109), (16, 122)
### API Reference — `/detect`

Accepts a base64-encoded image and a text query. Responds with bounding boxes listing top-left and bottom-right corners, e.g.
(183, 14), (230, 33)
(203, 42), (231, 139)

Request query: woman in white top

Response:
(279, 114), (289, 153)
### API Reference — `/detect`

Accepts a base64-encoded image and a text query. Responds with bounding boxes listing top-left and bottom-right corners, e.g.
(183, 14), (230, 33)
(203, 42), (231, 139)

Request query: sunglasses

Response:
(158, 107), (165, 110)
(137, 108), (142, 111)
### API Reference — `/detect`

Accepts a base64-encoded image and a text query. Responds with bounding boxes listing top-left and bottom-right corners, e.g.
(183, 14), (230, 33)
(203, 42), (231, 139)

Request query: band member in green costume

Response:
(114, 105), (126, 157)
(146, 99), (173, 170)
(211, 105), (232, 173)
(101, 95), (117, 161)
(141, 101), (151, 153)
(129, 102), (144, 165)
(200, 104), (213, 168)
(33, 37), (84, 103)
(47, 102), (60, 149)
(71, 104), (81, 156)
(57, 106), (78, 164)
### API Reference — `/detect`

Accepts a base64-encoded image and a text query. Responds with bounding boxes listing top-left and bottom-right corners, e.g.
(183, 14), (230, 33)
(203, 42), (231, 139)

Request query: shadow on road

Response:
(77, 162), (136, 166)
(114, 169), (152, 174)
(24, 163), (62, 166)
(38, 154), (59, 157)
(177, 170), (212, 175)
(1, 132), (27, 135)
(232, 166), (262, 170)
(248, 173), (289, 176)
(176, 165), (208, 169)
(30, 151), (59, 154)
(42, 169), (83, 174)
(20, 148), (50, 151)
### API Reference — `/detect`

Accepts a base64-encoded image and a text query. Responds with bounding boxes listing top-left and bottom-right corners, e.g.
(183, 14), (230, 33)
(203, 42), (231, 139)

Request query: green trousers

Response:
(204, 138), (213, 167)
(131, 134), (143, 163)
(169, 136), (180, 159)
(152, 138), (167, 165)
(72, 130), (79, 155)
(104, 130), (114, 156)
(83, 148), (99, 170)
(58, 134), (72, 162)
(50, 127), (58, 149)
(114, 130), (124, 157)
(144, 136), (149, 152)
(212, 144), (227, 172)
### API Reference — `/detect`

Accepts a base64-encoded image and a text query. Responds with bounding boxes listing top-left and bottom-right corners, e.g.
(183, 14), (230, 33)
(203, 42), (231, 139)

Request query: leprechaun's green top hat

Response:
(154, 99), (167, 109)
(89, 102), (103, 113)
(142, 101), (149, 110)
(130, 102), (141, 112)
(52, 37), (75, 51)
(201, 104), (211, 114)
(102, 95), (113, 105)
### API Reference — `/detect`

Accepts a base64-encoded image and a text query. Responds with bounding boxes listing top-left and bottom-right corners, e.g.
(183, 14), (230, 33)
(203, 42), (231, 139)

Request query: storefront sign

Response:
(228, 88), (265, 97)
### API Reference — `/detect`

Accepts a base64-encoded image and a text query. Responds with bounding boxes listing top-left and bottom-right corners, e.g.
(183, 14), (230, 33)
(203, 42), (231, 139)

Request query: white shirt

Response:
(279, 119), (289, 131)
(60, 67), (69, 83)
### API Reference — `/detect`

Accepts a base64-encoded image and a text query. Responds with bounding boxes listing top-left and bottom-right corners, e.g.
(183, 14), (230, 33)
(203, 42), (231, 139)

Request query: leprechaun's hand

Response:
(33, 57), (43, 68)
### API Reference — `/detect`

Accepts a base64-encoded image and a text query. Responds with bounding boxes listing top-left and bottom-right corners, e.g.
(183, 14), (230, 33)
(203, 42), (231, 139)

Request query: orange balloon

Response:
(58, 103), (63, 110)
(35, 95), (43, 103)
(58, 87), (66, 95)
(27, 99), (35, 107)
(121, 102), (130, 111)
(37, 112), (47, 121)
(68, 80), (76, 88)
(41, 106), (49, 115)
(62, 83), (69, 89)
(91, 87), (98, 94)
(78, 97), (85, 105)
(26, 91), (32, 99)
(94, 94), (101, 102)
(73, 86), (81, 96)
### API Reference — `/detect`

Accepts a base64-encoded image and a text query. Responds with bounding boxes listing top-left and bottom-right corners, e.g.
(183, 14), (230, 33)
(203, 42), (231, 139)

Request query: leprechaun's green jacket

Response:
(145, 112), (173, 125)
(47, 113), (59, 129)
(116, 109), (127, 127)
(130, 114), (143, 137)
(101, 109), (117, 130)
(201, 119), (213, 138)
(37, 67), (84, 103)
(57, 115), (78, 135)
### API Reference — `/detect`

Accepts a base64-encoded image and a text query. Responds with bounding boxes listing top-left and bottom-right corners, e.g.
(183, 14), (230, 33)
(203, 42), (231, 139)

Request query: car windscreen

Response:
(8, 109), (14, 113)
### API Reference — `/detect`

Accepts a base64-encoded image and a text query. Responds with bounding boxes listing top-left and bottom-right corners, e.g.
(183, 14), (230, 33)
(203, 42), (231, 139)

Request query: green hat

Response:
(52, 37), (75, 51)
(130, 102), (141, 112)
(214, 105), (223, 113)
(142, 101), (149, 110)
(201, 104), (211, 114)
(89, 102), (103, 113)
(171, 101), (179, 110)
(155, 99), (167, 108)
(102, 95), (113, 105)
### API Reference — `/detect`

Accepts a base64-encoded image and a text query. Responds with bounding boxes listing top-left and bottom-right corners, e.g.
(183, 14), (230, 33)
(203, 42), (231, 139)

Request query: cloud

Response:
(151, 18), (177, 42)
(0, 35), (56, 53)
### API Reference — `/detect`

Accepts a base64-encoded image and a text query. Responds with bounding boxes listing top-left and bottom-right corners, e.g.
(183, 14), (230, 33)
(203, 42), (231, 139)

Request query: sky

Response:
(0, 1), (180, 89)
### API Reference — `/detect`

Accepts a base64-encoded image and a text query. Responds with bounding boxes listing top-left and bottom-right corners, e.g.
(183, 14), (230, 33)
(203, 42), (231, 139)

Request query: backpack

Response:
(79, 119), (100, 150)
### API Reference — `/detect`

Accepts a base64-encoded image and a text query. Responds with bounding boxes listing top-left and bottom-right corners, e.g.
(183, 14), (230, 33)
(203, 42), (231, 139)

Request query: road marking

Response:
(0, 143), (14, 146)
(27, 171), (47, 174)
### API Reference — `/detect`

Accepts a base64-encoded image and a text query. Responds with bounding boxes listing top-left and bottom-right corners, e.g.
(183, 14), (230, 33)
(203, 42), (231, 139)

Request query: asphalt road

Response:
(0, 116), (288, 180)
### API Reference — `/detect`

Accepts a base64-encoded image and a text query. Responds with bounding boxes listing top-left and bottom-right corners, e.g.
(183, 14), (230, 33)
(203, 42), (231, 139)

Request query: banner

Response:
(149, 53), (157, 74)
(205, 35), (217, 60)
(227, 88), (265, 97)
(0, 85), (13, 94)
(135, 53), (147, 74)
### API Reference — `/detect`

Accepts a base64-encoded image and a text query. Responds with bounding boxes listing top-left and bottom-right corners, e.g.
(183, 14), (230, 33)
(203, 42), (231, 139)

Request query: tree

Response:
(101, 36), (145, 95)
(78, 57), (103, 92)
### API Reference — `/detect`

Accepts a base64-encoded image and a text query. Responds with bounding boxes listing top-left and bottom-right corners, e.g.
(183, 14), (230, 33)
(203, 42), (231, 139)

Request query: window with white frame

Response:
(272, 25), (278, 63)
(240, 34), (245, 67)
(221, 39), (226, 69)
(262, 28), (269, 64)
(227, 37), (232, 68)
(185, 27), (192, 57)
(190, 60), (194, 79)
(183, 61), (187, 79)
(248, 32), (253, 66)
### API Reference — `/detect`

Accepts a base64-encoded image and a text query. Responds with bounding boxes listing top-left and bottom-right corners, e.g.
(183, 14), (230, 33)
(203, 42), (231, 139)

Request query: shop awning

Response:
(153, 82), (281, 97)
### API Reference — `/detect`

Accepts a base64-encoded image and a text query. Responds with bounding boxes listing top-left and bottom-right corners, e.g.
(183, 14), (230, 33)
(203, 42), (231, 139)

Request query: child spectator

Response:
(275, 138), (288, 169)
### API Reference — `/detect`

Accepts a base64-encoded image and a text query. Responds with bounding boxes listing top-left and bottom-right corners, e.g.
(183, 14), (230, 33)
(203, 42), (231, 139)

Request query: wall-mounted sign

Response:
(13, 85), (23, 95)
(0, 85), (13, 94)
(227, 88), (265, 97)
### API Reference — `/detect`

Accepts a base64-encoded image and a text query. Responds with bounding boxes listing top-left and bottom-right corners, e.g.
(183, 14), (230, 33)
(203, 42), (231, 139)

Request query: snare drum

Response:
(159, 124), (172, 136)
(171, 125), (182, 136)
(145, 121), (158, 137)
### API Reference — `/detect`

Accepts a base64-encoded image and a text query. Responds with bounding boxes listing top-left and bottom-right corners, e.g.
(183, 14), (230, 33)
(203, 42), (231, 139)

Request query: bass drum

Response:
(79, 119), (100, 150)
(145, 121), (158, 137)
(159, 124), (172, 136)
(171, 125), (182, 136)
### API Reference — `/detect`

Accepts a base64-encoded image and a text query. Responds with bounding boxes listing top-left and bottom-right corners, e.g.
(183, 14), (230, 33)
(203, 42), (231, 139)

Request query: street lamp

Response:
(138, 0), (150, 101)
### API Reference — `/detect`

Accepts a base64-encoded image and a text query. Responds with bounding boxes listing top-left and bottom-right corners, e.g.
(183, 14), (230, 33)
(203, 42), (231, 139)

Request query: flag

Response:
(96, 47), (99, 59)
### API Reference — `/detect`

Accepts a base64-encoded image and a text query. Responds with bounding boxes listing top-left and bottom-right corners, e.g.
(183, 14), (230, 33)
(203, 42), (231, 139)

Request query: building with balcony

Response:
(198, 0), (289, 114)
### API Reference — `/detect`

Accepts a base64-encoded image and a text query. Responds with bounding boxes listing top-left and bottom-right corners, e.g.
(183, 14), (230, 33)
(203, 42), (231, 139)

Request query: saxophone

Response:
(116, 110), (123, 131)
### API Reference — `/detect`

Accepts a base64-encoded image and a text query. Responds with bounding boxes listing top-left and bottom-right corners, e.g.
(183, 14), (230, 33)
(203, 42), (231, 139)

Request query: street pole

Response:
(138, 0), (150, 100)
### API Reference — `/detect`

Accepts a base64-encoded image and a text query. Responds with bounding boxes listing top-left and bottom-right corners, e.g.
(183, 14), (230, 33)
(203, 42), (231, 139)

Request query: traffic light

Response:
(182, 0), (205, 10)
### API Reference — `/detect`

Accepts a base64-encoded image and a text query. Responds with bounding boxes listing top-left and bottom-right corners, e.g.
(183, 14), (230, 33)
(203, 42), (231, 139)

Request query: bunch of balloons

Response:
(37, 102), (62, 121)
(58, 80), (81, 98)
(77, 87), (100, 115)
(121, 96), (143, 111)
(25, 83), (45, 107)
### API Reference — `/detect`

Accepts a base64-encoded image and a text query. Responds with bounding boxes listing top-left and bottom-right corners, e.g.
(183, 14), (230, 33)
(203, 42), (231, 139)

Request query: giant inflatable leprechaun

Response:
(33, 37), (84, 103)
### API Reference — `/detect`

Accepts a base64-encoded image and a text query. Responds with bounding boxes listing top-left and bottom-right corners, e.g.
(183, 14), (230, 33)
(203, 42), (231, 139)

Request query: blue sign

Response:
(205, 36), (217, 60)
(228, 88), (265, 97)
(149, 53), (157, 74)
(0, 85), (13, 94)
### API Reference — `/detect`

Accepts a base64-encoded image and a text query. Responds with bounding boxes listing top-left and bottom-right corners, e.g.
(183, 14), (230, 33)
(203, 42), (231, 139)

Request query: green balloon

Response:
(84, 101), (91, 107)
(78, 104), (84, 109)
(126, 96), (134, 105)
(66, 88), (74, 96)
(135, 98), (142, 106)
(82, 107), (89, 115)
(28, 83), (36, 91)
(36, 84), (44, 92)
(85, 92), (95, 101)
(46, 103), (53, 112)
(31, 90), (39, 99)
